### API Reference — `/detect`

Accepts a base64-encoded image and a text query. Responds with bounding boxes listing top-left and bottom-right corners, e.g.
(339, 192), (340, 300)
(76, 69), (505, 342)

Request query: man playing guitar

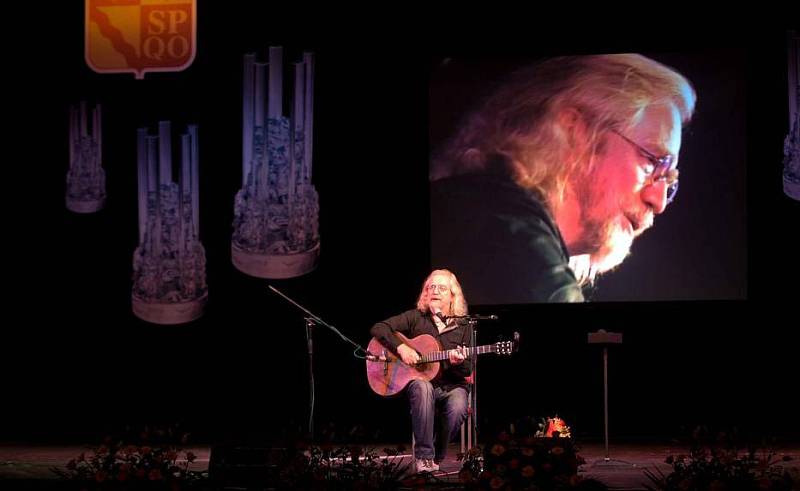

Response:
(369, 269), (470, 474)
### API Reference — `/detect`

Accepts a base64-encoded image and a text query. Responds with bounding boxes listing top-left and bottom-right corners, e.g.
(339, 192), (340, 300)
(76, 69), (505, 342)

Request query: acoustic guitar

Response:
(366, 331), (518, 396)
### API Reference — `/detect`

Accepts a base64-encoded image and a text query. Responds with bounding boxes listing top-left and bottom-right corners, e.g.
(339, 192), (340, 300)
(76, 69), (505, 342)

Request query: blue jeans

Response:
(407, 380), (468, 462)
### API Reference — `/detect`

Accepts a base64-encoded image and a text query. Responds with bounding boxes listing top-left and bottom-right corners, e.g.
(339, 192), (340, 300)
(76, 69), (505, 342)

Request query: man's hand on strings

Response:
(397, 344), (420, 365)
(449, 345), (466, 365)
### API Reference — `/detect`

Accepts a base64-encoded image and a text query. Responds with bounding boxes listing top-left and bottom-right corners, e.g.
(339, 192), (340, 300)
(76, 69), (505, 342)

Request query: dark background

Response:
(5, 4), (799, 446)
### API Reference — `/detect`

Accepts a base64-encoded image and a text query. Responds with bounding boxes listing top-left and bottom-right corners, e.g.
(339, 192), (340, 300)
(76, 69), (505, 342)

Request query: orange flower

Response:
(521, 465), (535, 478)
(757, 478), (773, 490)
(489, 476), (505, 489)
(709, 480), (726, 491)
(491, 444), (506, 456)
(521, 447), (535, 457)
(551, 446), (564, 456)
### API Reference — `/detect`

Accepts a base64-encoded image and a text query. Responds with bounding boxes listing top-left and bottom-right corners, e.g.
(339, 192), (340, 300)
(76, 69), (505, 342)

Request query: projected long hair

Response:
(416, 269), (468, 316)
(431, 53), (696, 210)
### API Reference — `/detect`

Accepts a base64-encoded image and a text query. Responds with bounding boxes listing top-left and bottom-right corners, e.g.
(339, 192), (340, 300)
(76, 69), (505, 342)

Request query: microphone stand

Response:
(468, 317), (478, 451)
(448, 313), (498, 452)
(268, 285), (364, 441)
(305, 316), (315, 439)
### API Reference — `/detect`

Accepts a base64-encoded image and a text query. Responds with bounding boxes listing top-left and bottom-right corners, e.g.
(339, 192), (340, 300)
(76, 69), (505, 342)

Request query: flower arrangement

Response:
(53, 428), (206, 490)
(644, 427), (797, 491)
(458, 416), (606, 490)
(535, 416), (572, 439)
(276, 442), (418, 489)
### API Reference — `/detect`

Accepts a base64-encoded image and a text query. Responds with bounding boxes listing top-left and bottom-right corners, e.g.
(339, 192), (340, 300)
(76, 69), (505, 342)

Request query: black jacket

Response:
(431, 160), (584, 304)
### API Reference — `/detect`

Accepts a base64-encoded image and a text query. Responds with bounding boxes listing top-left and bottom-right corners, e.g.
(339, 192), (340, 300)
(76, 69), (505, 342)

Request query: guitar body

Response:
(366, 333), (441, 397)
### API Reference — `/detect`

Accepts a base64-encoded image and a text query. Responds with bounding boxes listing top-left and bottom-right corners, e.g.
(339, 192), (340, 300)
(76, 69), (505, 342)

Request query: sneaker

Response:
(415, 458), (438, 473)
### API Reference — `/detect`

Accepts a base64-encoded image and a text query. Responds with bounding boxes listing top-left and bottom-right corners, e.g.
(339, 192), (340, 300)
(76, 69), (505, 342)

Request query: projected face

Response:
(573, 103), (683, 273)
(425, 273), (452, 315)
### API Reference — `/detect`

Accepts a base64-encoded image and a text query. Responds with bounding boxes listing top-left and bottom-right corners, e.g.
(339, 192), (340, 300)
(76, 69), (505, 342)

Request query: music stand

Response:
(587, 330), (635, 468)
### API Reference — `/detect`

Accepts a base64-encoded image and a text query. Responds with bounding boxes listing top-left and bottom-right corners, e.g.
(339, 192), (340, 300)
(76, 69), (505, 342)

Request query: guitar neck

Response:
(419, 345), (496, 363)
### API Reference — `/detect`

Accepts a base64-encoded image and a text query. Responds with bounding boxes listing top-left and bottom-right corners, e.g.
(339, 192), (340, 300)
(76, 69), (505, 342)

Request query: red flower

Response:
(709, 479), (725, 491)
(95, 470), (108, 482)
(149, 469), (163, 480)
(135, 469), (147, 479)
(141, 446), (152, 456)
(757, 478), (773, 490)
(117, 470), (128, 481)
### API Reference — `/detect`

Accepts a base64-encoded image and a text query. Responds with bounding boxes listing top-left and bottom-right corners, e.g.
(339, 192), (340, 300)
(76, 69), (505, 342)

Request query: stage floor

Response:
(2, 441), (798, 490)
